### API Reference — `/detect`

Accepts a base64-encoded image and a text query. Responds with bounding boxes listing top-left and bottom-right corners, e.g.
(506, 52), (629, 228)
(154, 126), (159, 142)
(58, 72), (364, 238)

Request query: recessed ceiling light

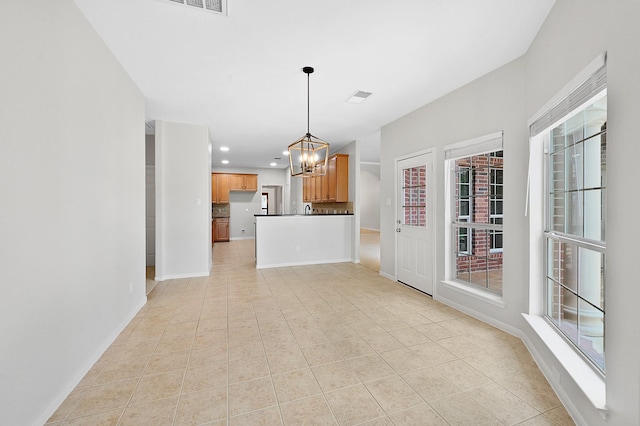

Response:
(346, 90), (373, 104)
(221, 160), (229, 164)
(220, 146), (229, 152)
(270, 162), (277, 167)
(283, 150), (289, 156)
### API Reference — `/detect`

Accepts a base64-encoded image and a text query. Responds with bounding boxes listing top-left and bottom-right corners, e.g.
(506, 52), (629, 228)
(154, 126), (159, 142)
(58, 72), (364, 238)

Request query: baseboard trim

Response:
(35, 297), (147, 426)
(379, 271), (396, 281)
(155, 271), (210, 281)
(256, 258), (352, 269)
(434, 293), (522, 338)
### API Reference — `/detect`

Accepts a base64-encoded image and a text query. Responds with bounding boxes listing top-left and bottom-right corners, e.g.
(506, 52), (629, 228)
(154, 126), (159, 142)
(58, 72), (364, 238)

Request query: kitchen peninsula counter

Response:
(254, 214), (354, 269)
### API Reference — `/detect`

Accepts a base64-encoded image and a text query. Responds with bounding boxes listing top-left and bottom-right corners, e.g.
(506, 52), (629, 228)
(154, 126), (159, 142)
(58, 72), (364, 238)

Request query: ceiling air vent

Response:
(346, 90), (373, 104)
(162, 0), (226, 16)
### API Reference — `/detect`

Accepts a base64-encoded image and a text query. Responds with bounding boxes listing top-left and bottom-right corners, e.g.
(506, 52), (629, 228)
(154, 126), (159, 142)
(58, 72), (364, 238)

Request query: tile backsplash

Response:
(311, 202), (353, 214)
(212, 203), (230, 217)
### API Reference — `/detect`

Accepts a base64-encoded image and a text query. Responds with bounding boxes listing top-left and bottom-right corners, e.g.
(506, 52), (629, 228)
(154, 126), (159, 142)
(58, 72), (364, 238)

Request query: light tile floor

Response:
(359, 229), (380, 272)
(47, 240), (575, 425)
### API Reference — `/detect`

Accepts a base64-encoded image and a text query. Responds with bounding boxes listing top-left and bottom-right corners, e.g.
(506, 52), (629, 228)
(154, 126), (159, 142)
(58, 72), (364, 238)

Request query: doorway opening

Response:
(359, 229), (380, 271)
(261, 192), (268, 215)
(261, 185), (283, 215)
(145, 131), (157, 294)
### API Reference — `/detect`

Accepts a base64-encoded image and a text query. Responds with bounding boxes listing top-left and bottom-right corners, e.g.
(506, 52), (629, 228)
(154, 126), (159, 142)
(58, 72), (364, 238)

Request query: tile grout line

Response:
(169, 275), (206, 426)
(256, 270), (288, 425)
(51, 240), (573, 425)
(114, 290), (174, 426)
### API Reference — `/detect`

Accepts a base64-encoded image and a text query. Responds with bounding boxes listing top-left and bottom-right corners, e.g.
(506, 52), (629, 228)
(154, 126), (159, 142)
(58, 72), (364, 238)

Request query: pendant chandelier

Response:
(288, 66), (330, 177)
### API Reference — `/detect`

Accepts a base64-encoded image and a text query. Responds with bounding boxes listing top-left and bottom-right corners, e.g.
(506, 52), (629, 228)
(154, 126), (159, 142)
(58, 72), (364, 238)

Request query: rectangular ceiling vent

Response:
(164, 0), (227, 16)
(346, 90), (373, 104)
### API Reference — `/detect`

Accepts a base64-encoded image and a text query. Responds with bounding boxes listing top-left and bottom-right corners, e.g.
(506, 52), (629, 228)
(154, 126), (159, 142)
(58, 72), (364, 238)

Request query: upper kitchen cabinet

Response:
(211, 173), (229, 203)
(229, 174), (258, 192)
(303, 154), (349, 203)
(326, 154), (348, 202)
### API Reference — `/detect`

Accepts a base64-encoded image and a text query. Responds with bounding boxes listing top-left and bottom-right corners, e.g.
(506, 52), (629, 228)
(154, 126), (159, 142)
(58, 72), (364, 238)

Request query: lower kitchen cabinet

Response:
(213, 217), (229, 242)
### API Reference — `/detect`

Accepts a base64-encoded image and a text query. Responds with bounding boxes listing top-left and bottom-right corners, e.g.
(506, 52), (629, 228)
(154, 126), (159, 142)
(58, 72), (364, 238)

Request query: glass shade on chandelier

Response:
(288, 66), (330, 177)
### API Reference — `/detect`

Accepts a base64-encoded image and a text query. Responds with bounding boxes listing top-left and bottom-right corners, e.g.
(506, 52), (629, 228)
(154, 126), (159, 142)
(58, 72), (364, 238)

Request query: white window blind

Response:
(530, 61), (607, 138)
(444, 131), (503, 160)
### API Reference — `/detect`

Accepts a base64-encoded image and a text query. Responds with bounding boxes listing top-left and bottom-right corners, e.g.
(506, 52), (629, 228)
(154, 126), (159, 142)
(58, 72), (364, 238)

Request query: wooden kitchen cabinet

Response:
(211, 173), (229, 203)
(310, 174), (320, 202)
(320, 162), (330, 201)
(327, 154), (348, 202)
(229, 174), (257, 191)
(302, 164), (325, 203)
(228, 174), (243, 191)
(243, 174), (258, 191)
(303, 176), (311, 202)
(213, 217), (229, 242)
(301, 154), (349, 203)
(211, 174), (218, 202)
(316, 172), (325, 201)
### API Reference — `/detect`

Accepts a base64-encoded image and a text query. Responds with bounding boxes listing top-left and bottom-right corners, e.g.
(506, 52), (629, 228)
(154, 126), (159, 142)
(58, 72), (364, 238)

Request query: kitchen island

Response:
(254, 214), (354, 269)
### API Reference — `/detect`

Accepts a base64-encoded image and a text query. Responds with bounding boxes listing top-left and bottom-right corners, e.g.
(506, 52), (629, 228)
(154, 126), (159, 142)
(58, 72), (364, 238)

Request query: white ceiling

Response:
(73, 0), (555, 169)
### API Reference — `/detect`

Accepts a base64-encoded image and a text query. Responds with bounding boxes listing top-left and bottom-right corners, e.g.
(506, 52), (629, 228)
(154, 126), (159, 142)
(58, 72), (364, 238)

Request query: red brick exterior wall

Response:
(403, 165), (426, 226)
(455, 155), (503, 273)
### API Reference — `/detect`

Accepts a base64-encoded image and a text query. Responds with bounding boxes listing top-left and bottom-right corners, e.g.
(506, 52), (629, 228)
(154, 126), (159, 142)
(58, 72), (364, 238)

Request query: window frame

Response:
(401, 165), (427, 228)
(542, 94), (607, 373)
(525, 55), (608, 407)
(444, 132), (504, 295)
(457, 166), (471, 255)
(489, 167), (504, 253)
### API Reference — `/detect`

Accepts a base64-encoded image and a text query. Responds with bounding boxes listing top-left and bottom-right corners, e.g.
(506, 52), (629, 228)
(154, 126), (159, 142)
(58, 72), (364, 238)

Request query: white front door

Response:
(396, 152), (433, 295)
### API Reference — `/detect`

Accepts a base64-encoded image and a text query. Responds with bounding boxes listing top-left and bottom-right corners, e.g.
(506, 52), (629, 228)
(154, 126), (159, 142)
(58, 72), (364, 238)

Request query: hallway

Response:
(359, 229), (380, 272)
(47, 240), (573, 425)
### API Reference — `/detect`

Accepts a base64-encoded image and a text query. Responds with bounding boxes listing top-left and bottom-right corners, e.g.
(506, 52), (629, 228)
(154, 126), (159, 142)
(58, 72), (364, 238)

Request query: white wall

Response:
(381, 56), (527, 328)
(211, 167), (287, 239)
(359, 130), (382, 163)
(255, 216), (354, 268)
(604, 4), (640, 421)
(360, 163), (381, 231)
(380, 1), (640, 424)
(155, 121), (211, 280)
(335, 141), (361, 262)
(0, 1), (146, 424)
(523, 1), (640, 424)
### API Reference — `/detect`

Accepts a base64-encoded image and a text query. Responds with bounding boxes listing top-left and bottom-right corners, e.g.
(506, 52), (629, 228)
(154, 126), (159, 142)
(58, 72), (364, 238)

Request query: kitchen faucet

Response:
(304, 205), (311, 215)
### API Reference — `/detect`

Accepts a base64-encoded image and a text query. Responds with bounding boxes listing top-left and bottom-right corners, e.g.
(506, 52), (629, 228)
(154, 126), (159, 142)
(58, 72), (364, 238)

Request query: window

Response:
(490, 167), (503, 252)
(457, 167), (470, 254)
(402, 165), (426, 227)
(446, 133), (504, 294)
(544, 94), (607, 372)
